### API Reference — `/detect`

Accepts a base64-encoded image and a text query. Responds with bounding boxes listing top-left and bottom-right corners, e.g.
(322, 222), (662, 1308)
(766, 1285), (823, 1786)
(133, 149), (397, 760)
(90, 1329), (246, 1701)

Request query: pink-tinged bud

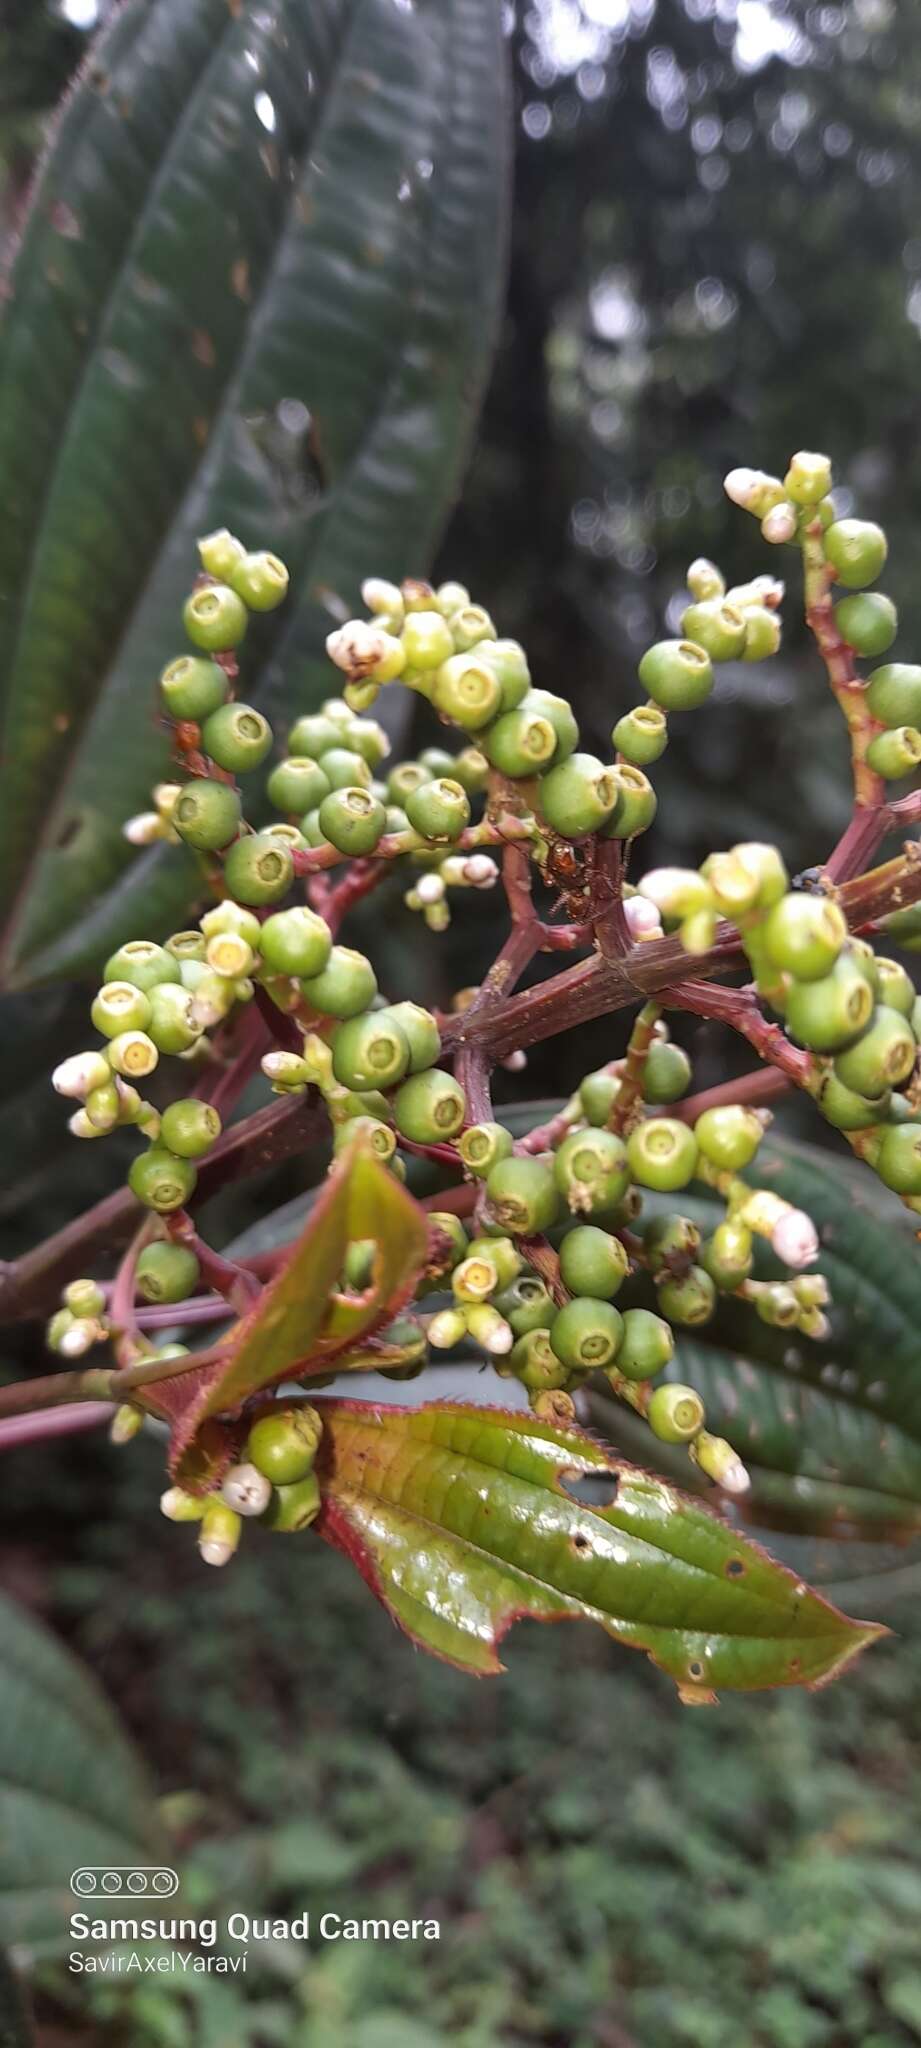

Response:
(53, 1051), (112, 1100)
(464, 854), (499, 888)
(724, 467), (786, 517)
(220, 1462), (272, 1517)
(761, 503), (798, 545)
(624, 895), (663, 939)
(415, 871), (446, 906)
(58, 1319), (100, 1358)
(771, 1208), (819, 1268)
(502, 1049), (528, 1073)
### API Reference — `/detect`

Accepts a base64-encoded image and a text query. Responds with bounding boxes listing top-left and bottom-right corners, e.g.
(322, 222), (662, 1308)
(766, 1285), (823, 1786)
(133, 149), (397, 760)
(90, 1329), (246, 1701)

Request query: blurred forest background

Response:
(6, 2), (921, 2043)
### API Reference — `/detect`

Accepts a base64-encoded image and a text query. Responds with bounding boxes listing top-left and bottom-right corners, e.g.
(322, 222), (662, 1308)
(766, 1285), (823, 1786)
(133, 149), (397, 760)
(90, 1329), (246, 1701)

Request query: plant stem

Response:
(801, 515), (885, 813)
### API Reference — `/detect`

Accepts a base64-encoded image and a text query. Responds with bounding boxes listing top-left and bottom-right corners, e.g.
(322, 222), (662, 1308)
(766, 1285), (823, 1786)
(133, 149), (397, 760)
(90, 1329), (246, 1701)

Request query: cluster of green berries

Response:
(161, 1402), (324, 1568)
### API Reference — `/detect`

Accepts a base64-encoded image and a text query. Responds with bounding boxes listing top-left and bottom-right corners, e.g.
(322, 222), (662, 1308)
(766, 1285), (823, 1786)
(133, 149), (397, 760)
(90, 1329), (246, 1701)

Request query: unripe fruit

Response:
(480, 637), (531, 708)
(642, 1040), (691, 1104)
(128, 1146), (197, 1212)
(834, 591), (897, 658)
(522, 689), (579, 761)
(160, 654), (228, 721)
(333, 1114), (396, 1161)
(319, 786), (386, 855)
(183, 582), (248, 650)
(875, 1121), (921, 1194)
(393, 1068), (466, 1142)
(404, 777), (470, 842)
(427, 1212), (469, 1272)
(452, 746), (489, 795)
(381, 1001), (441, 1073)
(508, 1328), (567, 1390)
(198, 528), (245, 581)
(784, 450), (832, 504)
(344, 717), (389, 769)
(579, 1069), (620, 1124)
(458, 1121), (514, 1177)
(201, 702), (272, 773)
(435, 580), (469, 614)
(833, 1004), (916, 1096)
(823, 518), (888, 588)
(638, 639), (714, 710)
(644, 1214), (701, 1271)
(231, 549), (289, 611)
(247, 1404), (322, 1485)
(300, 946), (377, 1018)
(558, 1224), (629, 1299)
(159, 1099), (222, 1158)
(550, 1296), (623, 1370)
(626, 1118), (698, 1192)
(762, 892), (847, 981)
(694, 1104), (763, 1171)
(680, 601), (746, 662)
(865, 726), (921, 779)
(604, 764), (657, 839)
(400, 609), (455, 672)
(259, 906), (332, 979)
(612, 704), (668, 765)
(484, 708), (557, 776)
(449, 602), (496, 650)
(205, 928), (254, 978)
(318, 746), (372, 791)
(486, 1156), (559, 1235)
(105, 940), (183, 992)
(136, 1241), (201, 1304)
(147, 983), (199, 1054)
(63, 1278), (106, 1318)
(616, 1308), (674, 1380)
(433, 653), (502, 729)
(173, 778), (242, 852)
(201, 901), (263, 945)
(873, 957), (915, 1017)
(553, 1128), (630, 1213)
(106, 1030), (158, 1079)
(198, 1501), (242, 1566)
(538, 752), (617, 839)
(494, 1274), (555, 1335)
(701, 1220), (753, 1289)
(289, 712), (342, 758)
(784, 952), (875, 1052)
(261, 1473), (322, 1531)
(648, 1383), (705, 1443)
(865, 662), (921, 729)
(687, 557), (725, 600)
(91, 981), (152, 1037)
(465, 1235), (521, 1291)
(742, 607), (781, 661)
(657, 1263), (717, 1327)
(332, 1013), (411, 1091)
(817, 1071), (888, 1131)
(222, 832), (294, 905)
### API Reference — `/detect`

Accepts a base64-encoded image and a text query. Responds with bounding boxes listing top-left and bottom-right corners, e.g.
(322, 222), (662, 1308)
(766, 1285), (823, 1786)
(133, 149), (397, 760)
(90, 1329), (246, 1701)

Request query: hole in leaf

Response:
(725, 1558), (745, 1578)
(53, 817), (82, 852)
(559, 1467), (618, 1508)
(688, 1660), (704, 1680)
(571, 1533), (590, 1554)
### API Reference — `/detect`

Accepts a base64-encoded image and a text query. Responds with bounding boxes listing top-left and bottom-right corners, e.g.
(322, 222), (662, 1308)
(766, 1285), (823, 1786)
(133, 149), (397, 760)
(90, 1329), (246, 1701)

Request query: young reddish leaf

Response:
(313, 1398), (885, 1697)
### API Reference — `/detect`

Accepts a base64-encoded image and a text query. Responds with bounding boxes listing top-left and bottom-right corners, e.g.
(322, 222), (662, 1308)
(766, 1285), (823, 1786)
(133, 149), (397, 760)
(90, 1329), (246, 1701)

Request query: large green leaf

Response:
(312, 1396), (882, 1694)
(0, 0), (509, 986)
(591, 1133), (921, 1543)
(0, 1592), (162, 1960)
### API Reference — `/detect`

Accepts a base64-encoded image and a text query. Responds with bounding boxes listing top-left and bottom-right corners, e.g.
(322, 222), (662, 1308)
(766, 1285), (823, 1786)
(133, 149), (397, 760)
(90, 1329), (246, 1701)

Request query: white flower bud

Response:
(58, 1319), (99, 1357)
(361, 577), (403, 618)
(624, 895), (663, 939)
(724, 467), (786, 517)
(110, 1405), (144, 1446)
(463, 854), (499, 889)
(153, 782), (183, 819)
(415, 871), (446, 905)
(68, 1109), (105, 1139)
(220, 1462), (272, 1517)
(761, 502), (798, 546)
(502, 1049), (528, 1073)
(52, 1051), (112, 1100)
(160, 1487), (206, 1524)
(428, 1308), (467, 1349)
(123, 812), (165, 846)
(694, 1433), (752, 1495)
(326, 619), (391, 680)
(771, 1208), (819, 1269)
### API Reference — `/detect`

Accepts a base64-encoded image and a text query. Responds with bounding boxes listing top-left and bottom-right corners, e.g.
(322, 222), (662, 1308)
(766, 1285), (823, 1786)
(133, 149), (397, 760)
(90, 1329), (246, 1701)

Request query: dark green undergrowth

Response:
(9, 1433), (921, 2048)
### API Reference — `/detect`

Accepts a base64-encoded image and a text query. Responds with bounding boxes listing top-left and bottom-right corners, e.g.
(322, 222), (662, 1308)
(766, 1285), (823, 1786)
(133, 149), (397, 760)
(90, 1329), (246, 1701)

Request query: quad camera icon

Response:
(70, 1867), (179, 1899)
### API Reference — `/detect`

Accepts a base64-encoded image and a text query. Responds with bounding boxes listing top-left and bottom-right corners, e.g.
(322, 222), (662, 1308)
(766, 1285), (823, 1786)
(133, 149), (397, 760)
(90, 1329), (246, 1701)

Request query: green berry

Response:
(657, 1264), (716, 1327)
(865, 663), (921, 729)
(579, 1069), (620, 1124)
(427, 1212), (469, 1272)
(701, 1219), (753, 1290)
(404, 777), (470, 842)
(259, 906), (332, 979)
(616, 1308), (674, 1381)
(647, 1383), (705, 1443)
(383, 1002), (441, 1073)
(450, 748), (487, 796)
(230, 549), (289, 611)
(465, 1234), (521, 1292)
(644, 1214), (701, 1271)
(875, 1122), (921, 1194)
(694, 1104), (763, 1171)
(626, 1118), (698, 1192)
(261, 1473), (322, 1532)
(604, 763), (658, 840)
(612, 704), (668, 765)
(393, 1068), (466, 1142)
(91, 981), (152, 1037)
(333, 1114), (396, 1162)
(183, 583), (248, 651)
(458, 1121), (514, 1177)
(486, 1156), (559, 1236)
(873, 958), (916, 1017)
(435, 580), (469, 614)
(642, 1040), (691, 1104)
(319, 786), (386, 856)
(173, 778), (242, 852)
(508, 1328), (568, 1392)
(817, 1071), (888, 1131)
(166, 930), (207, 963)
(247, 1405), (322, 1485)
(521, 689), (579, 761)
(289, 713), (341, 758)
(834, 591), (897, 658)
(433, 653), (502, 729)
(558, 1224), (629, 1299)
(679, 601), (746, 662)
(106, 1030), (158, 1079)
(494, 1274), (554, 1336)
(198, 528), (245, 581)
(332, 1013), (411, 1091)
(866, 726), (921, 780)
(483, 708), (557, 777)
(344, 718), (389, 769)
(638, 639), (714, 710)
(539, 753), (617, 840)
(160, 654), (228, 721)
(201, 701), (272, 773)
(104, 941), (182, 992)
(128, 1147), (197, 1213)
(318, 746), (372, 791)
(833, 1004), (916, 1097)
(784, 451), (832, 505)
(785, 952), (876, 1053)
(147, 983), (199, 1054)
(686, 558), (725, 601)
(762, 893), (847, 980)
(449, 603), (496, 651)
(480, 638), (531, 709)
(550, 1296), (623, 1370)
(201, 901), (263, 945)
(742, 608), (781, 661)
(222, 832), (294, 905)
(300, 946), (377, 1018)
(387, 761), (431, 806)
(159, 1099), (222, 1157)
(136, 1241), (201, 1304)
(400, 609), (455, 672)
(824, 519), (887, 588)
(553, 1128), (630, 1214)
